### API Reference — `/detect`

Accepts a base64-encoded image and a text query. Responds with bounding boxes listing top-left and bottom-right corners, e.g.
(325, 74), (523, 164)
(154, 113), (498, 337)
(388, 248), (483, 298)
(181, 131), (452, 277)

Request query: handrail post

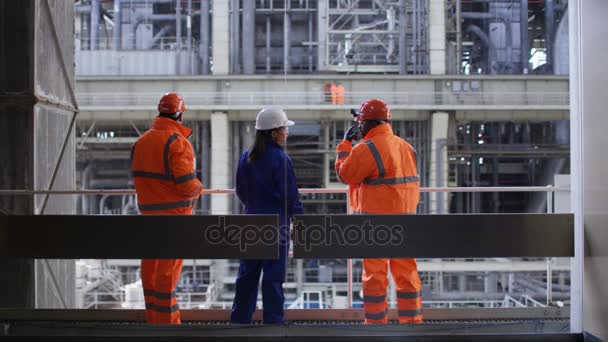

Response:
(346, 191), (353, 309)
(546, 186), (554, 306)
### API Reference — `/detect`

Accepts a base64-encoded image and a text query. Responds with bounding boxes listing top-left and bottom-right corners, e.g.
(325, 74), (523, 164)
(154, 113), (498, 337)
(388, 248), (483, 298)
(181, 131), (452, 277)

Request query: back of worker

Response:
(231, 108), (303, 325)
(335, 99), (422, 324)
(342, 128), (419, 214)
(131, 92), (203, 324)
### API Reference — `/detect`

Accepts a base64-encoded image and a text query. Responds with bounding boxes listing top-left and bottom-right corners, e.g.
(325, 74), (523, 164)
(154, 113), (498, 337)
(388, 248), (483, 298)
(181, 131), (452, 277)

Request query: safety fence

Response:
(0, 186), (571, 313)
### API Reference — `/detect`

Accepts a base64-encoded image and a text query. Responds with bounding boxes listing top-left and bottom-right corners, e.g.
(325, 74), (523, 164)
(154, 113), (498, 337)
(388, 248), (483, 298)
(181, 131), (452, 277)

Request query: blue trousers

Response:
(230, 236), (288, 324)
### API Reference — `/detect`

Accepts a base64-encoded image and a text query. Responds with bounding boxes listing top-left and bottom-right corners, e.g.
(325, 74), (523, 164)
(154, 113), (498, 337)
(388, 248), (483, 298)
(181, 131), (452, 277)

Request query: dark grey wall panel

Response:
(0, 1), (34, 93)
(293, 214), (574, 258)
(0, 215), (279, 259)
(0, 0), (76, 309)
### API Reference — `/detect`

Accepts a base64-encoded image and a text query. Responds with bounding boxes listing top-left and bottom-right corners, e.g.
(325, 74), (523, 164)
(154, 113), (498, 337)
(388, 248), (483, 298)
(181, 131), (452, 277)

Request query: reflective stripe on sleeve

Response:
(175, 172), (197, 184)
(138, 199), (197, 211)
(132, 171), (173, 180)
(363, 176), (419, 185)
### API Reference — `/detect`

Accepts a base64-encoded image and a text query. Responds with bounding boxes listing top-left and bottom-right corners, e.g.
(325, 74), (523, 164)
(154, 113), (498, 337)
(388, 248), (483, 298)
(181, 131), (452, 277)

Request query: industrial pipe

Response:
(113, 0), (121, 50)
(521, 0), (529, 73)
(176, 0), (182, 50)
(545, 0), (555, 73)
(242, 0), (255, 74)
(146, 24), (172, 49)
(399, 0), (407, 74)
(200, 0), (210, 74)
(90, 0), (100, 50)
(130, 14), (179, 49)
(465, 24), (497, 74)
(462, 12), (513, 73)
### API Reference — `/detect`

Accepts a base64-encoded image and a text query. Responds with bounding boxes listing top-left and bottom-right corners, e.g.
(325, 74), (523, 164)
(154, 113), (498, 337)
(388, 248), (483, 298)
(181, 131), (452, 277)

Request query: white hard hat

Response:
(255, 107), (295, 130)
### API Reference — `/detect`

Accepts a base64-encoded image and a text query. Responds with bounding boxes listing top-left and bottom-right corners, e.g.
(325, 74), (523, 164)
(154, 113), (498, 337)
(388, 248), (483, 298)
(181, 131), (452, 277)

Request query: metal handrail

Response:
(75, 91), (570, 107)
(0, 186), (569, 196)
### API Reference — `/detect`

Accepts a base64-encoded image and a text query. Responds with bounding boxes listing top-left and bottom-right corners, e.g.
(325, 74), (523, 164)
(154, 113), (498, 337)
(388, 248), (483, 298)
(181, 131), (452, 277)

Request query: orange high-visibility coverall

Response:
(131, 116), (203, 324)
(335, 123), (422, 324)
(330, 82), (338, 104)
(335, 84), (345, 104)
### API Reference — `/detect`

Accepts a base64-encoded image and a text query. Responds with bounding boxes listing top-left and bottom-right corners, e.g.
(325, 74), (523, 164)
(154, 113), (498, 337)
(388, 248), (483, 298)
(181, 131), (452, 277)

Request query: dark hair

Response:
(248, 128), (280, 163)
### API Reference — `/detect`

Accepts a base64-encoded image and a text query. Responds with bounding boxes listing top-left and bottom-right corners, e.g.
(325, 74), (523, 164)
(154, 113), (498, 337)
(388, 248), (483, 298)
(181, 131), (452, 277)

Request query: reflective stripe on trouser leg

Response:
(363, 294), (388, 324)
(396, 292), (422, 323)
(152, 259), (184, 324)
(141, 259), (159, 324)
(364, 309), (388, 324)
(362, 258), (389, 324)
(390, 258), (423, 323)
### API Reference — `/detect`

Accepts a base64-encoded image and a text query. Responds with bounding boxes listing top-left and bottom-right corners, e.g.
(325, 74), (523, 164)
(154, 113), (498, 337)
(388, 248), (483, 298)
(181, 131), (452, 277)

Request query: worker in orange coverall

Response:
(335, 99), (422, 324)
(335, 82), (345, 104)
(131, 92), (203, 324)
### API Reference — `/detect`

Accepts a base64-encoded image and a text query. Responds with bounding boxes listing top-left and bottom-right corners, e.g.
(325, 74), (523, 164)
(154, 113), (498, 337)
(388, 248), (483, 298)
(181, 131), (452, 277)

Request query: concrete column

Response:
(429, 112), (449, 213)
(242, 0), (255, 74)
(0, 0), (76, 308)
(428, 0), (446, 74)
(210, 112), (230, 214)
(570, 0), (608, 337)
(212, 0), (230, 74)
(317, 0), (327, 71)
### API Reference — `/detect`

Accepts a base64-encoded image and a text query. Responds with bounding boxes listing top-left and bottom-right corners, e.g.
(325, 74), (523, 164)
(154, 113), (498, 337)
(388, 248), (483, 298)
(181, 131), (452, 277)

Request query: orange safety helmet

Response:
(355, 98), (391, 122)
(158, 92), (187, 114)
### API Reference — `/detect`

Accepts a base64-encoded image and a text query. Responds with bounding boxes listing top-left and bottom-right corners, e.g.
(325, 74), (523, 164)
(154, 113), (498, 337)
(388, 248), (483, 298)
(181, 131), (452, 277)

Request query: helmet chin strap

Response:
(159, 112), (183, 122)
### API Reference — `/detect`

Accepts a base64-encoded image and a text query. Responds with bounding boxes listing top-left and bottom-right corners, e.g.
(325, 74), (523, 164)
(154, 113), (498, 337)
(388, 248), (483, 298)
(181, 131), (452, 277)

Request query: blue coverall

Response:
(230, 138), (304, 324)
